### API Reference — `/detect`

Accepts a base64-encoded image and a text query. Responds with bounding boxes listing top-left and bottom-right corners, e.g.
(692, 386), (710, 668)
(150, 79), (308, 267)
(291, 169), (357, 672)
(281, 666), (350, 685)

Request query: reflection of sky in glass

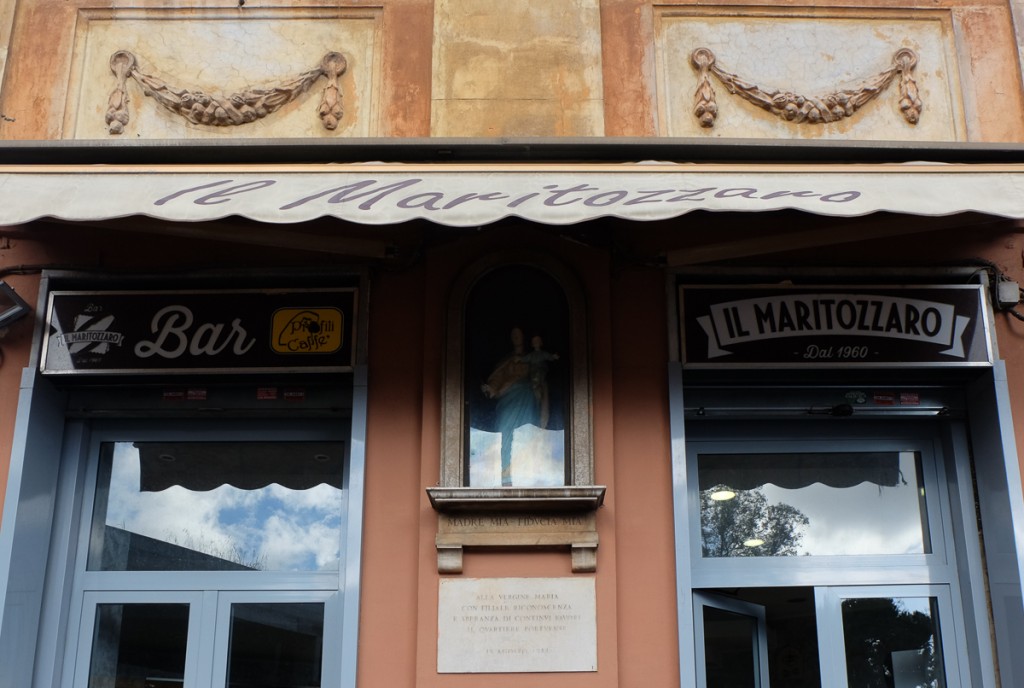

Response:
(469, 425), (564, 487)
(889, 597), (932, 616)
(703, 452), (926, 556)
(101, 442), (342, 571)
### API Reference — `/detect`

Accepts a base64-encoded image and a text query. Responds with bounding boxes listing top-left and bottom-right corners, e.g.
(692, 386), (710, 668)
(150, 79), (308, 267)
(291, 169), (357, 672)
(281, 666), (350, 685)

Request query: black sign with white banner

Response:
(682, 285), (991, 367)
(42, 289), (356, 375)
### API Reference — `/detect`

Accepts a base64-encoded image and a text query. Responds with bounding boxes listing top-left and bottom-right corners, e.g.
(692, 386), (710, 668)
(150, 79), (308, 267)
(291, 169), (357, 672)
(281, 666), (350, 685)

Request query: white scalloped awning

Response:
(2, 162), (1024, 227)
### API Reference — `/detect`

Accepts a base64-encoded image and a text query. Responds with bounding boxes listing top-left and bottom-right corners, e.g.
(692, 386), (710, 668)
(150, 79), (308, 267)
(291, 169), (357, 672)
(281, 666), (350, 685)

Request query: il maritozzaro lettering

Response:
(697, 294), (973, 360)
(55, 308), (125, 355)
(152, 177), (863, 214)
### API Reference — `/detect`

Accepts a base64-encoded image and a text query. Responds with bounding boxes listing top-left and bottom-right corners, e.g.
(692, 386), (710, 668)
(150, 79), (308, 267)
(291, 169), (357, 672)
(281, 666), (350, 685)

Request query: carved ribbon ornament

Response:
(690, 47), (922, 128)
(106, 50), (347, 134)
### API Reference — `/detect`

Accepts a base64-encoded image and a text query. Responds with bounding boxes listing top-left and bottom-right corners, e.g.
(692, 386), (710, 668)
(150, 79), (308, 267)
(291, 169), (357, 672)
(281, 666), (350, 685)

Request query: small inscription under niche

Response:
(426, 486), (605, 574)
(435, 509), (598, 574)
(442, 513), (589, 531)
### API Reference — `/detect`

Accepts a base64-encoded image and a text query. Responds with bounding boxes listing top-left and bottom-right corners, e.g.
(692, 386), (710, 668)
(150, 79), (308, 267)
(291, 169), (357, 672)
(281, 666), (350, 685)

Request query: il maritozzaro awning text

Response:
(152, 177), (862, 213)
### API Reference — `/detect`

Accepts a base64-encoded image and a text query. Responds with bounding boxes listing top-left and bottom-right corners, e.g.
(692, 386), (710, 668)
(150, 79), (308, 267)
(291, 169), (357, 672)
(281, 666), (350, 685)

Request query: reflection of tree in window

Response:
(697, 451), (927, 557)
(842, 598), (944, 688)
(700, 487), (809, 557)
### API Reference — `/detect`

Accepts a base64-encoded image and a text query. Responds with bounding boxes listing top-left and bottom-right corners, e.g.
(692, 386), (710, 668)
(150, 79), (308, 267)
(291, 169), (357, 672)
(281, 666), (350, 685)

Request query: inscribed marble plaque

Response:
(438, 577), (597, 673)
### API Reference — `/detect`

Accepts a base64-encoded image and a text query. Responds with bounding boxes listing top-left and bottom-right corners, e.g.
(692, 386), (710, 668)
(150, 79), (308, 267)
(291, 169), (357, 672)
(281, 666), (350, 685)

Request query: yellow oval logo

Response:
(272, 308), (344, 354)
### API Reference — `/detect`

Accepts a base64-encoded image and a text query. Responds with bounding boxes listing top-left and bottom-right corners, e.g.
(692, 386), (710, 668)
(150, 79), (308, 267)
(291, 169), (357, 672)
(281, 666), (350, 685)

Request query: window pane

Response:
(226, 603), (325, 688)
(699, 452), (930, 557)
(89, 441), (344, 572)
(841, 597), (946, 688)
(88, 603), (189, 688)
(702, 606), (757, 688)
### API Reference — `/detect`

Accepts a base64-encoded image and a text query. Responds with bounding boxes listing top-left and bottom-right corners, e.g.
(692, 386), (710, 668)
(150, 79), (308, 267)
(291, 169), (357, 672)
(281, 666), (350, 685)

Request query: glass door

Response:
(694, 592), (770, 688)
(816, 585), (961, 688)
(61, 419), (349, 688)
(683, 418), (977, 688)
(73, 591), (338, 688)
(692, 585), (961, 688)
(211, 591), (342, 688)
(74, 591), (203, 688)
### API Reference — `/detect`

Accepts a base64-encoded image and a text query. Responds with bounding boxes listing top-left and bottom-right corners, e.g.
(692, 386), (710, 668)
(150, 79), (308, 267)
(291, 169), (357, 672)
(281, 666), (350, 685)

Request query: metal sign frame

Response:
(680, 284), (993, 369)
(41, 288), (357, 376)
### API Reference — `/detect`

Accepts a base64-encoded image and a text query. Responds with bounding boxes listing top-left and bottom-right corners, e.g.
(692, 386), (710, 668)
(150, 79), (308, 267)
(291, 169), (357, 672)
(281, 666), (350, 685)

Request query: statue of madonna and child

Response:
(480, 326), (560, 487)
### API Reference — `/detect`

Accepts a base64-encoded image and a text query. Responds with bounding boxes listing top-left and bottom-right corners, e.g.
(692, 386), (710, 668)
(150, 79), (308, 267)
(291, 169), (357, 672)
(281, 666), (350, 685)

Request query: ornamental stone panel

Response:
(655, 10), (966, 141)
(65, 8), (381, 139)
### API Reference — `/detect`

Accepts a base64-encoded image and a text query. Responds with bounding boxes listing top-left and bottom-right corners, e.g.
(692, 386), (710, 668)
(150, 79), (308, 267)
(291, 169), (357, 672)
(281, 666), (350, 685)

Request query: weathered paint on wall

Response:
(2, 0), (1023, 140)
(431, 0), (606, 136)
(0, 0), (434, 139)
(0, 0), (15, 97)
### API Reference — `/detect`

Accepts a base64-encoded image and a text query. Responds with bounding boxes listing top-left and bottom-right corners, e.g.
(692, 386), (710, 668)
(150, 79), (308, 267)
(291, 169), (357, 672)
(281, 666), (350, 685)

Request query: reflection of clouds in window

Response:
(102, 443), (341, 572)
(260, 513), (341, 570)
(699, 451), (927, 557)
(469, 426), (564, 487)
(761, 480), (925, 556)
(265, 482), (340, 512)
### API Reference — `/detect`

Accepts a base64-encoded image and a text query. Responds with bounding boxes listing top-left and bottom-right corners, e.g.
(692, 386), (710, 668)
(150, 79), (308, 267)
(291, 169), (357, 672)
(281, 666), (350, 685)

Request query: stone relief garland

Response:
(105, 50), (347, 134)
(689, 47), (922, 128)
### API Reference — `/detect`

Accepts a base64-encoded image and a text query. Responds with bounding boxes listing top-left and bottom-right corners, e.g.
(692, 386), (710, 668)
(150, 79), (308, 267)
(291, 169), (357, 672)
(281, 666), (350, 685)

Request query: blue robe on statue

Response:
(485, 356), (538, 485)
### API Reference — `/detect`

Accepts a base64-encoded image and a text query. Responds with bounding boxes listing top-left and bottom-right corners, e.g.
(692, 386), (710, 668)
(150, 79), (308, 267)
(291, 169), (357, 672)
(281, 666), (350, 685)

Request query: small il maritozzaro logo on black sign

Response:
(56, 313), (125, 353)
(47, 307), (127, 372)
(682, 286), (990, 367)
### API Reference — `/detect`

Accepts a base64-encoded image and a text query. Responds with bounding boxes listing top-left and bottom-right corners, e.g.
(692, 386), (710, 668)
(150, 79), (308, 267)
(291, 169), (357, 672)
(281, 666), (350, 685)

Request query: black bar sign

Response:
(42, 288), (357, 375)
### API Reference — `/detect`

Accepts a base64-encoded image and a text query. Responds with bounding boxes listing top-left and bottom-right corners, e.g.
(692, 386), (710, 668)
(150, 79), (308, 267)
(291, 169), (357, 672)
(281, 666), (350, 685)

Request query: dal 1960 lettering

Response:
(802, 345), (871, 360)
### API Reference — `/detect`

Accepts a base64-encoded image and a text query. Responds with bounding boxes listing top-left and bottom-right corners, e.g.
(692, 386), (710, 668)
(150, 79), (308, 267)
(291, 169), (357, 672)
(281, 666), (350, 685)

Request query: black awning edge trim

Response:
(3, 136), (1024, 166)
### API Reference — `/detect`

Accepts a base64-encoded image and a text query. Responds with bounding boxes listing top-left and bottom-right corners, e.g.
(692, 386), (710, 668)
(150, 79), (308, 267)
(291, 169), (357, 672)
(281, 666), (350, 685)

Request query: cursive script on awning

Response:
(3, 162), (1024, 227)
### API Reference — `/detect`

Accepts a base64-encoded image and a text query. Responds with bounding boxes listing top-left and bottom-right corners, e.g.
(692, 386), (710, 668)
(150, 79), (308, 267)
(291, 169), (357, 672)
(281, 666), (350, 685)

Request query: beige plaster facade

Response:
(431, 0), (605, 136)
(0, 0), (433, 139)
(0, 0), (15, 97)
(1, 0), (1023, 140)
